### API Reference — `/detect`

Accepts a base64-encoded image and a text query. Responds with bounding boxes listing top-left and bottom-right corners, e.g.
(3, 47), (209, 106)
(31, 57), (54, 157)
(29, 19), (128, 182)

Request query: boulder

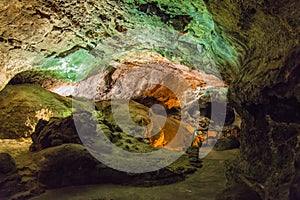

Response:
(214, 136), (240, 151)
(0, 153), (17, 174)
(29, 111), (95, 151)
(34, 144), (123, 187)
(34, 144), (200, 188)
(0, 153), (23, 199)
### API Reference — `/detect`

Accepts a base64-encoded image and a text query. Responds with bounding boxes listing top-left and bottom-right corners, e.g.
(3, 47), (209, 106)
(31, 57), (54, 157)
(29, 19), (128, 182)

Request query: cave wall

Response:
(205, 0), (300, 199)
(0, 0), (132, 89)
(1, 0), (300, 199)
(0, 0), (240, 91)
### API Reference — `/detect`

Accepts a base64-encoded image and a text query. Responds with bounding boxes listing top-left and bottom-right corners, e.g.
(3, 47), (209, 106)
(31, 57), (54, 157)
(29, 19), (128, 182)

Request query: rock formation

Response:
(0, 0), (299, 199)
(0, 153), (23, 199)
(0, 84), (72, 138)
(204, 1), (300, 199)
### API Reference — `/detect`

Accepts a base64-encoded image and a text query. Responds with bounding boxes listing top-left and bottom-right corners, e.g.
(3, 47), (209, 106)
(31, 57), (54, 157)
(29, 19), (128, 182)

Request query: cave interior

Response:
(0, 0), (299, 200)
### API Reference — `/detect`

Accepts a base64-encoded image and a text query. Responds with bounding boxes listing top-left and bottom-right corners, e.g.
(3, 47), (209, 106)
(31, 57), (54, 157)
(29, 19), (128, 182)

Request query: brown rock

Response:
(74, 51), (226, 110)
(0, 153), (23, 199)
(30, 117), (80, 151)
(33, 143), (199, 188)
(0, 153), (17, 174)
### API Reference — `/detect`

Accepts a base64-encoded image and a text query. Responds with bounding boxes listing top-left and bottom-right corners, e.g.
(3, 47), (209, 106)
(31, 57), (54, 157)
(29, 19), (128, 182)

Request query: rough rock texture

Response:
(0, 0), (241, 92)
(0, 139), (44, 200)
(1, 0), (300, 199)
(0, 153), (23, 199)
(69, 51), (230, 150)
(72, 50), (227, 109)
(28, 100), (202, 189)
(33, 143), (200, 188)
(0, 84), (73, 138)
(95, 99), (198, 150)
(30, 116), (82, 152)
(204, 0), (300, 199)
(30, 99), (197, 152)
(0, 0), (133, 89)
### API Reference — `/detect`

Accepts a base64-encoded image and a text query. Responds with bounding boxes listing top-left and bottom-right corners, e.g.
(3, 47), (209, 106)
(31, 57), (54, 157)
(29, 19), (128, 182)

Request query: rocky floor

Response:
(0, 138), (238, 200)
(29, 149), (238, 200)
(0, 138), (40, 200)
(0, 138), (32, 159)
(0, 83), (240, 200)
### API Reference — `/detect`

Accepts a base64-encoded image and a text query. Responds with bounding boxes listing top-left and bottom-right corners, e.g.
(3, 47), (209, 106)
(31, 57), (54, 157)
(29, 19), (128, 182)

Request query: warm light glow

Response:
(192, 134), (206, 147)
(148, 116), (195, 150)
(150, 128), (167, 148)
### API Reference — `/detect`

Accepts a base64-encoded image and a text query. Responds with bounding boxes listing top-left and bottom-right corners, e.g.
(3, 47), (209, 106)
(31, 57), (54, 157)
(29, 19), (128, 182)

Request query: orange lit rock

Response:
(208, 131), (218, 138)
(192, 135), (205, 147)
(146, 86), (181, 109)
(221, 125), (240, 138)
(150, 128), (167, 148)
(147, 113), (194, 151)
(95, 99), (194, 151)
(74, 50), (226, 110)
(71, 51), (227, 150)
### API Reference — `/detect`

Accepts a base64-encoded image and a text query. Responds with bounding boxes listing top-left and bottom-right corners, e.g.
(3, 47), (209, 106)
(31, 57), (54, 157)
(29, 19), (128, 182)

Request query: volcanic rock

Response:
(33, 143), (200, 188)
(214, 136), (240, 151)
(0, 153), (23, 199)
(73, 50), (227, 110)
(0, 84), (72, 139)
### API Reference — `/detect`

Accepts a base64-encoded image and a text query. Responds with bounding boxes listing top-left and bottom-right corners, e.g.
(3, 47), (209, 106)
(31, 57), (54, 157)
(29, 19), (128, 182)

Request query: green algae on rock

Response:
(0, 84), (73, 138)
(0, 0), (239, 90)
(124, 0), (240, 67)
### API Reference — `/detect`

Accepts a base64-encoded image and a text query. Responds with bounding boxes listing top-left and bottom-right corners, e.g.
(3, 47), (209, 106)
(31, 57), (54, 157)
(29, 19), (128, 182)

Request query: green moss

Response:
(124, 0), (239, 68)
(0, 84), (73, 138)
(38, 49), (97, 82)
(33, 0), (239, 82)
